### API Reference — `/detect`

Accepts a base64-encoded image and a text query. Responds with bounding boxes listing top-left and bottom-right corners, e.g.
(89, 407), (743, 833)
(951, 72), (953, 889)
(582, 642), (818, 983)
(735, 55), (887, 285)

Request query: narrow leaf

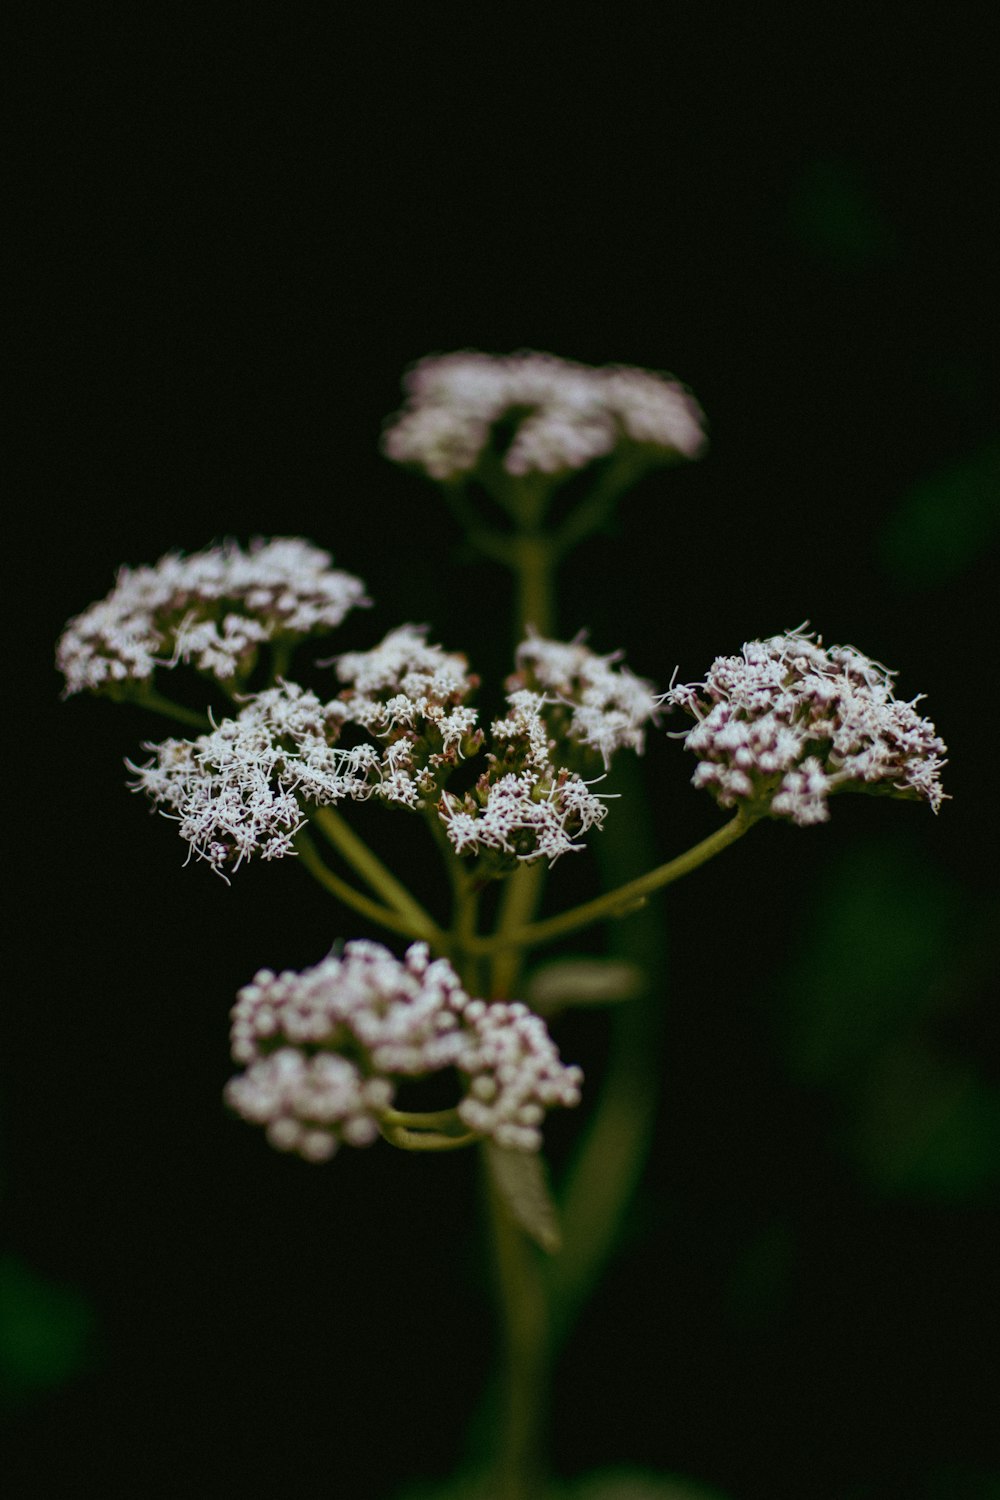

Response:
(485, 1142), (561, 1253)
(526, 957), (645, 1017)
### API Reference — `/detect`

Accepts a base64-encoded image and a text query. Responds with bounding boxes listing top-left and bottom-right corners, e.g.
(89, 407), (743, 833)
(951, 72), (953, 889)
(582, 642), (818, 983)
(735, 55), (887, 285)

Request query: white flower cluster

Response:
(127, 683), (371, 874)
(225, 941), (582, 1159)
(127, 622), (623, 871)
(127, 626), (483, 869)
(382, 351), (707, 481)
(440, 769), (608, 866)
(334, 625), (481, 802)
(509, 631), (661, 767)
(666, 629), (947, 825)
(57, 538), (368, 695)
(440, 685), (609, 866)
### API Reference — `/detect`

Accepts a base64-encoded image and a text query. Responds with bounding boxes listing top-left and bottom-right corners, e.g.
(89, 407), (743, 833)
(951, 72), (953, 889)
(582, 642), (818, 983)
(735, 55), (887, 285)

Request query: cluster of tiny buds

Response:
(382, 350), (707, 481)
(224, 941), (582, 1160)
(56, 538), (369, 696)
(666, 628), (947, 825)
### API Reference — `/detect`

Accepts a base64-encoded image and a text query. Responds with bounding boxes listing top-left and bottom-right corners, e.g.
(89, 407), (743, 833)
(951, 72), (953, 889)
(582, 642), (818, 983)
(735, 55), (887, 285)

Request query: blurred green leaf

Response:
(396, 1469), (731, 1500)
(853, 1042), (1000, 1201)
(781, 840), (960, 1084)
(781, 841), (1000, 1201)
(923, 1467), (1000, 1499)
(0, 1254), (96, 1402)
(560, 1471), (731, 1500)
(485, 1142), (561, 1254)
(882, 442), (1000, 585)
(526, 957), (645, 1018)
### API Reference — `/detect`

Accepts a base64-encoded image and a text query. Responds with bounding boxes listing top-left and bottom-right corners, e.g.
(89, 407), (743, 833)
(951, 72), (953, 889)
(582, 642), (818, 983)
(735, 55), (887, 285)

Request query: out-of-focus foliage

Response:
(780, 839), (1000, 1201)
(397, 1467), (731, 1500)
(0, 1254), (96, 1406)
(526, 957), (646, 1018)
(881, 443), (1000, 586)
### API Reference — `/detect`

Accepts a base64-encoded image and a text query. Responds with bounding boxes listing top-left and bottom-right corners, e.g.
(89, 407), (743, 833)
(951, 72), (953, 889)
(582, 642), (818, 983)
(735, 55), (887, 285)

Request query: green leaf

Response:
(485, 1142), (562, 1253)
(881, 442), (1000, 586)
(526, 957), (645, 1018)
(780, 839), (959, 1084)
(853, 1043), (1000, 1202)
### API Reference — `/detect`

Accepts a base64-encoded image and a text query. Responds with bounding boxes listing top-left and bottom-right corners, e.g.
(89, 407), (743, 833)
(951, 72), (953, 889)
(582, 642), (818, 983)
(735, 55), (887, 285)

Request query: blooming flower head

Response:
(333, 625), (482, 798)
(127, 682), (372, 875)
(225, 941), (582, 1159)
(127, 627), (622, 876)
(508, 630), (661, 768)
(382, 350), (707, 482)
(56, 537), (369, 696)
(437, 671), (612, 869)
(666, 628), (947, 825)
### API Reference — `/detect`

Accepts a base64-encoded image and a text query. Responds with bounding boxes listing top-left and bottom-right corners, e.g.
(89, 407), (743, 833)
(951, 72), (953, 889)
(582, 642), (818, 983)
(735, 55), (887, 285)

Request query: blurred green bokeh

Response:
(396, 1467), (731, 1500)
(881, 443), (1000, 586)
(780, 839), (1000, 1201)
(0, 1256), (96, 1407)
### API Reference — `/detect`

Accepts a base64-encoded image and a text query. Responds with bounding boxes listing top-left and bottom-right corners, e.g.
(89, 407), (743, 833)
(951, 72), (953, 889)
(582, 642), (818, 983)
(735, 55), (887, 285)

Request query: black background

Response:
(7, 8), (999, 1498)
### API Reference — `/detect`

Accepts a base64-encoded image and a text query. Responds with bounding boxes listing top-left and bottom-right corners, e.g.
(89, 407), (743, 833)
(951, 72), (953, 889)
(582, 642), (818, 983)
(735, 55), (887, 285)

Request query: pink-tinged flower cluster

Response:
(382, 351), (706, 481)
(666, 629), (947, 826)
(225, 941), (582, 1159)
(56, 538), (369, 695)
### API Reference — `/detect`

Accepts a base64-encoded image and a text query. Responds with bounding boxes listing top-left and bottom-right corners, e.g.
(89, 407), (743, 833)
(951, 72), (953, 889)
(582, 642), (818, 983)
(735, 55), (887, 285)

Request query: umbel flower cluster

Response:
(226, 941), (583, 1160)
(667, 628), (948, 826)
(56, 537), (369, 695)
(382, 350), (706, 480)
(112, 579), (660, 875)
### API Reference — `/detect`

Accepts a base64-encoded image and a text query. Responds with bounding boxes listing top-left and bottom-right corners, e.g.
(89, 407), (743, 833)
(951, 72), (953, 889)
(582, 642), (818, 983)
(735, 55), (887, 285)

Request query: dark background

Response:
(7, 9), (999, 1498)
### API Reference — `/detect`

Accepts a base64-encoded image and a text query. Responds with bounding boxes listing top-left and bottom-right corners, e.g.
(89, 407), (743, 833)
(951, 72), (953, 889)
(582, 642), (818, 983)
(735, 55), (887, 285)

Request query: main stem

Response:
(485, 1155), (551, 1500)
(512, 535), (555, 639)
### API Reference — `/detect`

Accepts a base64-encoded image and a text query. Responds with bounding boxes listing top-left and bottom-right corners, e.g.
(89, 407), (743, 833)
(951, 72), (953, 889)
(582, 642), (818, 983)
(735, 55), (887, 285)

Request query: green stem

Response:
(294, 831), (437, 942)
(484, 1147), (551, 1500)
(131, 687), (211, 731)
(449, 866), (484, 993)
(379, 1124), (479, 1152)
(469, 809), (757, 955)
(380, 1107), (465, 1131)
(270, 637), (294, 683)
(440, 481), (517, 565)
(545, 761), (666, 1351)
(310, 804), (441, 938)
(511, 535), (555, 639)
(491, 862), (546, 999)
(551, 449), (654, 557)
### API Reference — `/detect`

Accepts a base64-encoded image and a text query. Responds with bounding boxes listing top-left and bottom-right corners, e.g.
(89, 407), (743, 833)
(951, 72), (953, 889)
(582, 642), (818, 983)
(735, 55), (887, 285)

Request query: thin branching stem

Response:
(294, 830), (436, 942)
(310, 804), (442, 939)
(467, 809), (757, 955)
